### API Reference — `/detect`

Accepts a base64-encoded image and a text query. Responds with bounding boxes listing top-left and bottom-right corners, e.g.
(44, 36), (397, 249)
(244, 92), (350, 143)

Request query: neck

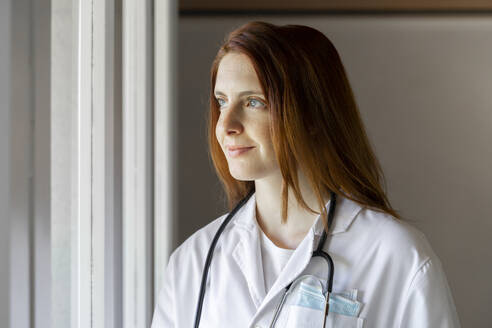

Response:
(254, 170), (328, 249)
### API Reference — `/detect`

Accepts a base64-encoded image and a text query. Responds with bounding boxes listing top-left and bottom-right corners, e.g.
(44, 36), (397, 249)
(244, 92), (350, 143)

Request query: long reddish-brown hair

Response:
(208, 21), (400, 229)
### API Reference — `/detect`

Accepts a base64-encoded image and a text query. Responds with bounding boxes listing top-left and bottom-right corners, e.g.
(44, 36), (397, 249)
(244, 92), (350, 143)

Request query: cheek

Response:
(215, 121), (222, 145)
(258, 122), (272, 143)
(255, 123), (274, 152)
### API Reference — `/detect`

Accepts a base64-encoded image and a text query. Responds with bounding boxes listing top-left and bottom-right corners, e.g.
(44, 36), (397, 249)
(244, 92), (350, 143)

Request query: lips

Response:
(227, 145), (253, 151)
(226, 146), (255, 158)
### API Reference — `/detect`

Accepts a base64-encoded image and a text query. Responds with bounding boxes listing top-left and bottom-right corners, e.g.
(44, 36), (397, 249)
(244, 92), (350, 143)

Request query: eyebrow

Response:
(214, 90), (264, 97)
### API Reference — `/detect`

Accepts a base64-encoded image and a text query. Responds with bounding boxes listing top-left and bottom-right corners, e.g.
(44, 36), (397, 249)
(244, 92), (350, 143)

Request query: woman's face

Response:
(214, 52), (279, 181)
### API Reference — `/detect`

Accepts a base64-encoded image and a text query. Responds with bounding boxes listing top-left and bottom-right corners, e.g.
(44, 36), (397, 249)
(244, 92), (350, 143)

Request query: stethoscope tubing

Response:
(194, 189), (255, 328)
(194, 190), (337, 328)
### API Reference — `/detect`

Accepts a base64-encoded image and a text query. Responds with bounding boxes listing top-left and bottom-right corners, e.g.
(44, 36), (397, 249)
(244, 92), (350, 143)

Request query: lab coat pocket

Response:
(284, 305), (364, 328)
(284, 305), (322, 328)
(327, 312), (364, 328)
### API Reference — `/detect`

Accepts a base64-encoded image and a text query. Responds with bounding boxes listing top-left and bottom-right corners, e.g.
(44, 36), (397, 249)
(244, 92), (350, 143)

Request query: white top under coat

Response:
(258, 224), (295, 294)
(151, 193), (461, 328)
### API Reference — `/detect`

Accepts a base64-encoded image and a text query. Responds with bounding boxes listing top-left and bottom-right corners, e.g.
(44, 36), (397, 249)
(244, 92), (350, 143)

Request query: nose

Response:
(217, 102), (244, 136)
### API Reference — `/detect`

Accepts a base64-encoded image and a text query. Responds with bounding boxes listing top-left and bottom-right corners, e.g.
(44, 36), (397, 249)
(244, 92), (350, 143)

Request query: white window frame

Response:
(4, 0), (176, 326)
(122, 1), (178, 326)
(51, 0), (176, 327)
(154, 0), (178, 306)
(121, 0), (154, 326)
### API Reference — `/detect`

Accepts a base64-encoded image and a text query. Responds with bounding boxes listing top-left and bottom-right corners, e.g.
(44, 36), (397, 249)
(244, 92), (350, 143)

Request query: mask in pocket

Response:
(281, 275), (364, 328)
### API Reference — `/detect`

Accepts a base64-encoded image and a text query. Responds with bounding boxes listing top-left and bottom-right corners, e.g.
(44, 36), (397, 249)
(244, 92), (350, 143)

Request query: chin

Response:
(229, 167), (261, 181)
(228, 162), (276, 182)
(230, 172), (256, 181)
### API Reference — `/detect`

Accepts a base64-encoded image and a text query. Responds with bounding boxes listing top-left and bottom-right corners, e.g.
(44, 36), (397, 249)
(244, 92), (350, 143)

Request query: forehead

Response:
(215, 53), (262, 93)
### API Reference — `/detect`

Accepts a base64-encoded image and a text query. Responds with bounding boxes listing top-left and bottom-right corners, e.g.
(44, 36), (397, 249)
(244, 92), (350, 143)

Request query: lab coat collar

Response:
(231, 192), (363, 312)
(312, 193), (364, 236)
(232, 192), (363, 236)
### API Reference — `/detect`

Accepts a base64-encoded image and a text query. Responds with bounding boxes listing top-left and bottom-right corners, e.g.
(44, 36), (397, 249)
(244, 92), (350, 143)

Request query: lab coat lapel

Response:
(230, 192), (363, 315)
(231, 194), (267, 308)
(259, 225), (317, 308)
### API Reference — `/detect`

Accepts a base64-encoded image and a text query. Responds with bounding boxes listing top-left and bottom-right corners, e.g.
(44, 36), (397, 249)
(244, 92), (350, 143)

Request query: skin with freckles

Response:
(214, 52), (327, 250)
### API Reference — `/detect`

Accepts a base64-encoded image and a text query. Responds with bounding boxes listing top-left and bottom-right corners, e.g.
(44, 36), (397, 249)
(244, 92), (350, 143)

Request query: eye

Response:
(216, 98), (226, 108)
(247, 98), (266, 109)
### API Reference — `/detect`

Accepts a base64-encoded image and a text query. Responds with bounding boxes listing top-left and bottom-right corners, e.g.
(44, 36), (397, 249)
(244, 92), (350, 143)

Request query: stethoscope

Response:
(194, 188), (338, 328)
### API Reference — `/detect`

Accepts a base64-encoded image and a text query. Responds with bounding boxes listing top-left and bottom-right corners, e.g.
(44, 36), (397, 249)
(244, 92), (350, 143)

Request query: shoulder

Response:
(168, 192), (256, 269)
(154, 212), (236, 326)
(359, 212), (463, 326)
(350, 207), (459, 307)
(350, 206), (440, 272)
(336, 201), (460, 325)
(167, 212), (231, 270)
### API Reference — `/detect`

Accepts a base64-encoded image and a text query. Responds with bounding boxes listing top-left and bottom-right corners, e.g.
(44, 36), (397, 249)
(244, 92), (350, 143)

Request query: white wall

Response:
(178, 15), (492, 328)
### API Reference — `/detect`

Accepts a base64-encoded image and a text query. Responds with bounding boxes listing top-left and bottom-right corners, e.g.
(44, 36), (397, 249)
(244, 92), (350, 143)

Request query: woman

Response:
(152, 21), (460, 327)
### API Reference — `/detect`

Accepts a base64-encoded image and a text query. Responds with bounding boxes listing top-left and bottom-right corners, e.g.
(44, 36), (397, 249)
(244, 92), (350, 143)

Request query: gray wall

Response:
(0, 0), (12, 324)
(178, 15), (492, 328)
(0, 1), (33, 326)
(0, 0), (51, 326)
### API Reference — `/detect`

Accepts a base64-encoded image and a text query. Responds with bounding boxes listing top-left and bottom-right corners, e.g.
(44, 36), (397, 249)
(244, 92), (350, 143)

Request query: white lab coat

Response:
(151, 193), (460, 328)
